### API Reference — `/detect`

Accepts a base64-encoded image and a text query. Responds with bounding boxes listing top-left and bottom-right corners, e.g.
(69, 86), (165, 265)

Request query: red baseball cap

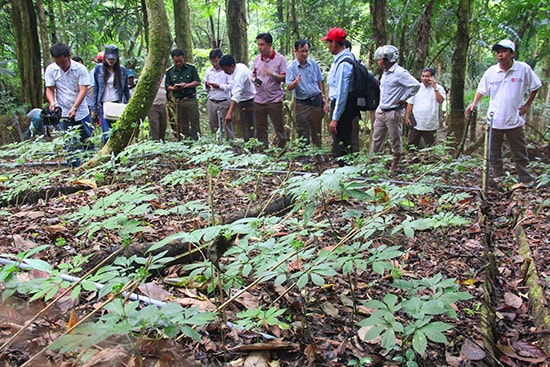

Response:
(95, 51), (104, 61)
(321, 28), (347, 43)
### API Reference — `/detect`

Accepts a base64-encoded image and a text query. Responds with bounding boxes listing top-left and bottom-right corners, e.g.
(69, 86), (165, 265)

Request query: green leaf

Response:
(23, 258), (53, 273)
(412, 329), (427, 355)
(310, 272), (325, 286)
(422, 322), (452, 344)
(361, 325), (386, 341)
(296, 273), (309, 288)
(381, 327), (397, 350)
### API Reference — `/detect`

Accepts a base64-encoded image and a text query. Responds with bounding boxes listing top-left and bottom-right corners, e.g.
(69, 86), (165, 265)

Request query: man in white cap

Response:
(466, 39), (542, 184)
(370, 45), (420, 171)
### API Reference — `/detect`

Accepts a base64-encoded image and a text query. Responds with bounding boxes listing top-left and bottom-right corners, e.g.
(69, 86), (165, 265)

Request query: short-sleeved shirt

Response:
(407, 83), (446, 131)
(44, 60), (90, 120)
(252, 50), (287, 104)
(477, 60), (542, 129)
(165, 63), (201, 99)
(286, 58), (324, 100)
(379, 63), (420, 110)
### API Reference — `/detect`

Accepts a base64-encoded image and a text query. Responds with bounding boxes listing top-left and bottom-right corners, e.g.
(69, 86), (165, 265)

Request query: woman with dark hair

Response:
(92, 44), (131, 143)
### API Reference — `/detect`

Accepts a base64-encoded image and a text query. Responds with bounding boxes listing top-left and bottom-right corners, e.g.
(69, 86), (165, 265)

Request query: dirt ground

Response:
(0, 140), (549, 367)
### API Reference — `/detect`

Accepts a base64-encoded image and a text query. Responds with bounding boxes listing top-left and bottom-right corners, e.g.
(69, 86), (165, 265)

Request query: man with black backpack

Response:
(370, 45), (420, 171)
(322, 27), (360, 166)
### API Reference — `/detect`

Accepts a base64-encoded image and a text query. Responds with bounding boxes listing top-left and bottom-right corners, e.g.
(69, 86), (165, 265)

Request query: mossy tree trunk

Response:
(11, 0), (42, 108)
(36, 0), (51, 73)
(226, 0), (248, 64)
(173, 0), (194, 63)
(83, 0), (172, 168)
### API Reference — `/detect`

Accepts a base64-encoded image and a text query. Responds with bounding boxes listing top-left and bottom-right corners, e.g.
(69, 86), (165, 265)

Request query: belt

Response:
(380, 106), (401, 112)
(176, 95), (196, 101)
(209, 99), (228, 103)
(296, 95), (320, 102)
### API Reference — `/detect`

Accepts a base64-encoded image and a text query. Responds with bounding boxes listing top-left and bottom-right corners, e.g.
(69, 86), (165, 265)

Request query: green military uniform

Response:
(165, 63), (201, 140)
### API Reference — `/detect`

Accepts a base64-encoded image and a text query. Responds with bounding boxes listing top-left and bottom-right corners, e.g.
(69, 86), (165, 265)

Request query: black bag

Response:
(339, 58), (380, 111)
(41, 107), (62, 126)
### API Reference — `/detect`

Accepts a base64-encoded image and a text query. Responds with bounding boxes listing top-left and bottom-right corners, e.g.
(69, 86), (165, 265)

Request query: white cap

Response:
(492, 39), (515, 52)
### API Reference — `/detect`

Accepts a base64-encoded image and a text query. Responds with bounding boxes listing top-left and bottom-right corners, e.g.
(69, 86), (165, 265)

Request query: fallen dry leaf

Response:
(460, 338), (486, 361)
(504, 292), (523, 309)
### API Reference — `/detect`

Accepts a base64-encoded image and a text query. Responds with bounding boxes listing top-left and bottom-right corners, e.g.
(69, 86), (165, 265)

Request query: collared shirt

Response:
(328, 48), (354, 121)
(286, 58), (324, 100)
(229, 63), (256, 103)
(477, 60), (542, 129)
(44, 60), (90, 120)
(204, 66), (232, 101)
(165, 63), (201, 99)
(407, 83), (446, 131)
(252, 50), (287, 104)
(152, 75), (167, 106)
(379, 63), (420, 110)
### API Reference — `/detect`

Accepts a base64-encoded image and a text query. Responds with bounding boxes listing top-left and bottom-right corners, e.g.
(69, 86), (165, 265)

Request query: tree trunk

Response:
(173, 0), (194, 63)
(412, 0), (434, 77)
(11, 0), (42, 108)
(35, 0), (50, 72)
(226, 0), (248, 63)
(371, 0), (387, 48)
(83, 0), (172, 167)
(448, 0), (470, 149)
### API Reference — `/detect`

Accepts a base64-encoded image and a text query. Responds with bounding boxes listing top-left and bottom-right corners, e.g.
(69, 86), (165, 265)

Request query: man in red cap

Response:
(322, 27), (360, 166)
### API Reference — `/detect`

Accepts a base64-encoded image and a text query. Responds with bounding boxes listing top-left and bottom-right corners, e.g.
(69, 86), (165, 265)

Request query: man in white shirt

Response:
(44, 43), (93, 166)
(466, 39), (542, 183)
(204, 49), (233, 140)
(405, 68), (446, 149)
(219, 54), (256, 143)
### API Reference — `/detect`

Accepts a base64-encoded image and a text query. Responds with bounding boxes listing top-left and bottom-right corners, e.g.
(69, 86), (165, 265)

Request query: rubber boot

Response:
(390, 154), (401, 171)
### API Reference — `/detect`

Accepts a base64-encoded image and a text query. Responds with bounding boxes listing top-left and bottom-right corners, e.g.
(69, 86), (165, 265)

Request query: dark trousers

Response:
(175, 97), (200, 141)
(295, 95), (323, 148)
(255, 101), (287, 148)
(330, 98), (360, 162)
(238, 99), (256, 142)
(490, 126), (532, 183)
(407, 128), (436, 149)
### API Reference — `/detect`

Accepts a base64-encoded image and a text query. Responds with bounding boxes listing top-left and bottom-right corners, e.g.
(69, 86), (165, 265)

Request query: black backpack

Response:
(339, 58), (380, 111)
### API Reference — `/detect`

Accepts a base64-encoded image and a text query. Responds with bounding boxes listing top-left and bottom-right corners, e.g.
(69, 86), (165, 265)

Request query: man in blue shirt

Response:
(322, 27), (360, 166)
(286, 40), (326, 148)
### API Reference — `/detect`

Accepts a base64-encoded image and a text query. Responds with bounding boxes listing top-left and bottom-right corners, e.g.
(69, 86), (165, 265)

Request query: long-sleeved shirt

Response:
(204, 66), (232, 101)
(328, 48), (354, 121)
(230, 63), (256, 103)
(379, 63), (420, 110)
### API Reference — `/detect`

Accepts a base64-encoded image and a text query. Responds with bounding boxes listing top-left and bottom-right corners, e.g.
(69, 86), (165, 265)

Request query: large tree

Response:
(226, 0), (248, 63)
(173, 0), (194, 63)
(11, 0), (42, 108)
(84, 0), (172, 167)
(448, 0), (470, 147)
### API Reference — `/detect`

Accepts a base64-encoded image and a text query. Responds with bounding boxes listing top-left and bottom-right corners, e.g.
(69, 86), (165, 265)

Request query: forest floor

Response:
(0, 135), (549, 367)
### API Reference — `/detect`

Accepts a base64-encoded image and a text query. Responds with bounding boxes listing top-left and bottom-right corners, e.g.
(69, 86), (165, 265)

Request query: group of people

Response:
(41, 30), (541, 182)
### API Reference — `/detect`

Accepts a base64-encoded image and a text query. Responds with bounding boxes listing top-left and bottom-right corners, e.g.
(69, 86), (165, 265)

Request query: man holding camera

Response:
(165, 48), (201, 141)
(44, 43), (94, 165)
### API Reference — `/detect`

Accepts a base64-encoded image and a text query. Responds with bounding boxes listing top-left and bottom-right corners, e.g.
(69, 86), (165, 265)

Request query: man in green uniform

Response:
(165, 48), (201, 140)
